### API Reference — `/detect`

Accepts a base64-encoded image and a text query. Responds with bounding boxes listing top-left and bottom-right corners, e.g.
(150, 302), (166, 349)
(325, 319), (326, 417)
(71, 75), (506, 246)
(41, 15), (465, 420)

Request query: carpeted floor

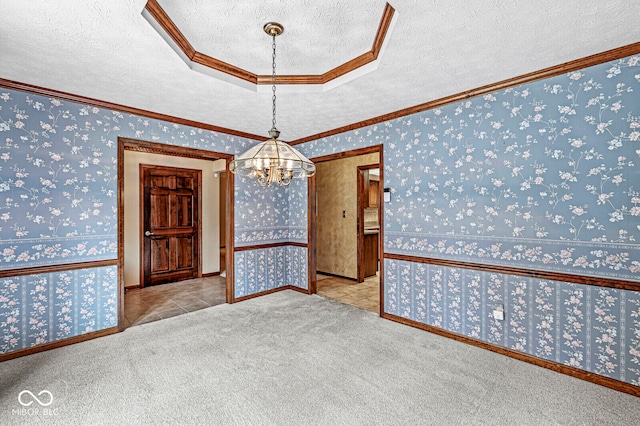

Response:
(1, 290), (639, 425)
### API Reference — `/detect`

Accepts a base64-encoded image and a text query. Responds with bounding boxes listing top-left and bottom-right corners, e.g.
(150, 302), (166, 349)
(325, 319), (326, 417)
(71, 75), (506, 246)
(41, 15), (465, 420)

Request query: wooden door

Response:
(141, 165), (201, 286)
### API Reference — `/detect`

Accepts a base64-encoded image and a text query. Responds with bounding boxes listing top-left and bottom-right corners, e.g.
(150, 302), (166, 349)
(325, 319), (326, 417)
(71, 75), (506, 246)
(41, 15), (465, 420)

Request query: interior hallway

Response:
(316, 273), (380, 313)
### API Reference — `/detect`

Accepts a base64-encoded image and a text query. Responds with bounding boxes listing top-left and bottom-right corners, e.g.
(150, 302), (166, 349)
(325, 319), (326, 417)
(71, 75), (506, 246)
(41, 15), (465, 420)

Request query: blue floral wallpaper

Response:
(0, 89), (257, 269)
(234, 175), (307, 247)
(234, 245), (308, 298)
(298, 55), (640, 282)
(296, 55), (640, 386)
(0, 86), (298, 354)
(0, 265), (117, 354)
(385, 258), (640, 385)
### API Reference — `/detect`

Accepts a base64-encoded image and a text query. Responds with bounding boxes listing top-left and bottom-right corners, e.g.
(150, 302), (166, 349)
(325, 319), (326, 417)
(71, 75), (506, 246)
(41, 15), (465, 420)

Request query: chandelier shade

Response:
(230, 130), (315, 187)
(229, 22), (315, 186)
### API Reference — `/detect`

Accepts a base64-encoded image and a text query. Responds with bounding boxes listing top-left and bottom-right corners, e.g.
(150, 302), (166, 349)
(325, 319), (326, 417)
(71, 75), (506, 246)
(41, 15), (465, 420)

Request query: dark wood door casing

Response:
(357, 164), (380, 283)
(141, 164), (201, 286)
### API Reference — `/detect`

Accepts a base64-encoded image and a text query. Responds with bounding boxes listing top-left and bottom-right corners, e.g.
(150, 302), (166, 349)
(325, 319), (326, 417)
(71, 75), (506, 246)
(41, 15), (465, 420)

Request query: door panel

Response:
(175, 194), (193, 227)
(142, 165), (201, 286)
(151, 238), (170, 273)
(150, 193), (170, 228)
(176, 236), (194, 270)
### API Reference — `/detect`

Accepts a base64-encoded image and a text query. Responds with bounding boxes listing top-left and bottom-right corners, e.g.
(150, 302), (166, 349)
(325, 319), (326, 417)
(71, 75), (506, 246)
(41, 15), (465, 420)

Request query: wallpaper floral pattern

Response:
(298, 55), (640, 282)
(0, 86), (304, 354)
(385, 259), (640, 385)
(234, 175), (307, 246)
(234, 245), (308, 298)
(0, 88), (257, 269)
(296, 55), (640, 387)
(0, 265), (116, 353)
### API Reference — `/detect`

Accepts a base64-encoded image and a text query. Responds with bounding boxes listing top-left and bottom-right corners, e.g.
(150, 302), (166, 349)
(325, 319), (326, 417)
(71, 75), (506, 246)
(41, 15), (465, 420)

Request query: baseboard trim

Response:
(316, 271), (358, 282)
(202, 272), (221, 278)
(0, 326), (121, 362)
(233, 285), (310, 303)
(125, 284), (142, 291)
(381, 312), (640, 397)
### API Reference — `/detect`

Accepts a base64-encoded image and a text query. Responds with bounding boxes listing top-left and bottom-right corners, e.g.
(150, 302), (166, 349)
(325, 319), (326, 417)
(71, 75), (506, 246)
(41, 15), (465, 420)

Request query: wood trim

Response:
(226, 160), (235, 304)
(378, 147), (385, 316)
(357, 163), (380, 283)
(0, 259), (118, 279)
(118, 138), (126, 331)
(384, 253), (640, 291)
(193, 52), (257, 84)
(125, 284), (142, 291)
(308, 174), (317, 294)
(122, 138), (233, 161)
(138, 163), (145, 291)
(322, 52), (375, 84)
(202, 271), (221, 278)
(0, 78), (264, 142)
(144, 0), (196, 60)
(234, 242), (308, 252)
(310, 145), (382, 163)
(382, 312), (640, 397)
(233, 285), (309, 303)
(143, 2), (395, 87)
(0, 327), (120, 362)
(256, 75), (325, 85)
(371, 3), (395, 60)
(289, 41), (640, 146)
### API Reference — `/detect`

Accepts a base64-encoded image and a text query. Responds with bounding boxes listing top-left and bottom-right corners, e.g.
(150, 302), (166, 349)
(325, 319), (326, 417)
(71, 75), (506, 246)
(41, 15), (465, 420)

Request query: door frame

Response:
(307, 144), (384, 315)
(357, 163), (380, 283)
(140, 163), (202, 287)
(117, 138), (235, 331)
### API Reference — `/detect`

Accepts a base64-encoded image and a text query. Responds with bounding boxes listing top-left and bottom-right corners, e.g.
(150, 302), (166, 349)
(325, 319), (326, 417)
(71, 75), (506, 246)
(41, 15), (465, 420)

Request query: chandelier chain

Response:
(271, 33), (277, 130)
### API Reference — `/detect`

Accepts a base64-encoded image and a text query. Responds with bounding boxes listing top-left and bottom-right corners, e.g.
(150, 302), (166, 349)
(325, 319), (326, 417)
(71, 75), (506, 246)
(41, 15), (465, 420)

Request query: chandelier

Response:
(229, 22), (315, 186)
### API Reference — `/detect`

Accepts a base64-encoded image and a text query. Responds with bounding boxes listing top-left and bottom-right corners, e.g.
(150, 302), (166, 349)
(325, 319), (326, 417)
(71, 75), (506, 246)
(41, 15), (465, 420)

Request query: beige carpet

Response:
(1, 290), (639, 425)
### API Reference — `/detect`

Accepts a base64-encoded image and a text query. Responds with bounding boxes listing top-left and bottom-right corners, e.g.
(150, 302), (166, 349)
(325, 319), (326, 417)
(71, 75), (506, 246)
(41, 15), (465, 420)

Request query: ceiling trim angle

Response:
(142, 0), (397, 92)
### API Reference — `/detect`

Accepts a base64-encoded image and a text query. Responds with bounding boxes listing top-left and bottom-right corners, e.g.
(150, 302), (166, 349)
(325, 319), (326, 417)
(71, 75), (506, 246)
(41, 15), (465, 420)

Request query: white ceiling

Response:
(1, 1), (639, 142)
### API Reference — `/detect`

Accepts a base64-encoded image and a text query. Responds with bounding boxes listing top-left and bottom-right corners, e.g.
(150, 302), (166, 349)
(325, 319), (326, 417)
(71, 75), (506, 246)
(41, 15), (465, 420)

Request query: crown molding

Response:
(143, 0), (396, 92)
(0, 77), (263, 142)
(289, 41), (640, 145)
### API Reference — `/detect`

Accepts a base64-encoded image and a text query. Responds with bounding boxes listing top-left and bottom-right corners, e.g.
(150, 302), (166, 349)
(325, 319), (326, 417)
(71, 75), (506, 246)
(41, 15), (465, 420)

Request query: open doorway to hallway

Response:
(119, 138), (232, 328)
(311, 146), (383, 314)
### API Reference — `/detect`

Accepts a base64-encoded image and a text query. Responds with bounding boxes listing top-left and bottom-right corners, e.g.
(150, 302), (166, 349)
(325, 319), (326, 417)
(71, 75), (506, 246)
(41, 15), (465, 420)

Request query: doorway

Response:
(117, 138), (234, 330)
(309, 145), (384, 314)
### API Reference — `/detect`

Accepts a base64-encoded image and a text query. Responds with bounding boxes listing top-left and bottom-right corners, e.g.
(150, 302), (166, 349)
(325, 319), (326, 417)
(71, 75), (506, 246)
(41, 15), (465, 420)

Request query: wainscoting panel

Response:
(384, 257), (640, 386)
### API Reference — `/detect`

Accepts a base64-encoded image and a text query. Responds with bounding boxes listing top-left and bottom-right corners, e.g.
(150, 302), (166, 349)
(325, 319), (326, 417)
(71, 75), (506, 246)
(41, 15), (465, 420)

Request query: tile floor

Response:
(124, 276), (226, 328)
(316, 273), (380, 313)
(125, 247), (379, 328)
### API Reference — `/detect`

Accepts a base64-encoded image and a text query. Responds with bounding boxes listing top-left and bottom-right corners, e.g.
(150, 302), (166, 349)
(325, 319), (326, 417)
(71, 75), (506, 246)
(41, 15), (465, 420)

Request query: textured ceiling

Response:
(1, 1), (639, 141)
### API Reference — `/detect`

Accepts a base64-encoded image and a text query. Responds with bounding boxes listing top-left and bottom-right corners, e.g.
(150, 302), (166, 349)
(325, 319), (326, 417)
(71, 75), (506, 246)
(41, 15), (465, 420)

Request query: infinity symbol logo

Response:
(18, 390), (53, 407)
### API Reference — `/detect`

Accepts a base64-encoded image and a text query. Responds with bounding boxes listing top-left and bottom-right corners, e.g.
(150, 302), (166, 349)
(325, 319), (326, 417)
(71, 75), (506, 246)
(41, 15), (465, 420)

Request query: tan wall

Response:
(316, 153), (379, 279)
(123, 151), (226, 287)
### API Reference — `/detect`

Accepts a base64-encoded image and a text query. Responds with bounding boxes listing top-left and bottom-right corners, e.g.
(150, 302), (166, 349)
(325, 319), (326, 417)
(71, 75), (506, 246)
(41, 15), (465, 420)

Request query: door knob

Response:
(145, 231), (154, 237)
